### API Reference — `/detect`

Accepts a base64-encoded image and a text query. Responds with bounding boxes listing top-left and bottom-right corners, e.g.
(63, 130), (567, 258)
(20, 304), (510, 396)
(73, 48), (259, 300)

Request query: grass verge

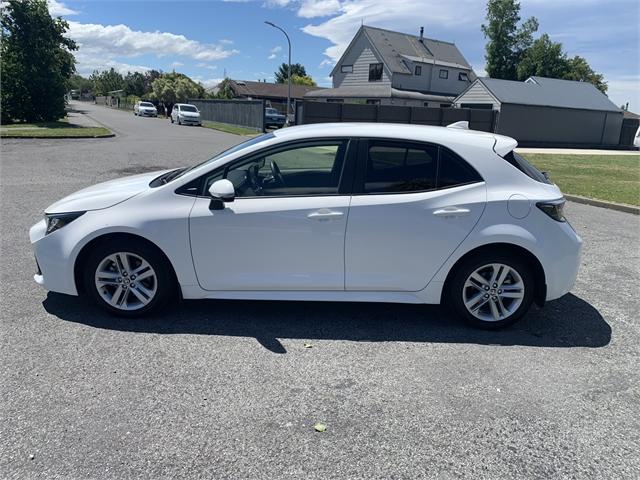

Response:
(1, 119), (113, 138)
(522, 153), (640, 206)
(202, 121), (260, 136)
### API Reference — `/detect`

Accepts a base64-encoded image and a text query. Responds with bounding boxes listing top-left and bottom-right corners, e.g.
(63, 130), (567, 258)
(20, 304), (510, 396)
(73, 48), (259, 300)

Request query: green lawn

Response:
(522, 153), (640, 206)
(201, 121), (260, 136)
(1, 119), (112, 138)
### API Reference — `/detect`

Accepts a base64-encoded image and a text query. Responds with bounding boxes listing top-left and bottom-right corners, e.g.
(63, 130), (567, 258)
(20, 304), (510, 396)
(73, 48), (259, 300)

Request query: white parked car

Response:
(171, 103), (201, 126)
(133, 101), (157, 117)
(30, 123), (582, 328)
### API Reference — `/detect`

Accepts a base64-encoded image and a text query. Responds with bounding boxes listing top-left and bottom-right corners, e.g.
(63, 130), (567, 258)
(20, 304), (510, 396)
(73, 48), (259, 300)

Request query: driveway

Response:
(1, 105), (638, 479)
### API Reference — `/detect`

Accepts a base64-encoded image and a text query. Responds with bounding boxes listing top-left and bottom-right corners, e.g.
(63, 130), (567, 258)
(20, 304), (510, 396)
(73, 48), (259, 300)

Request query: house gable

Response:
(331, 27), (391, 88)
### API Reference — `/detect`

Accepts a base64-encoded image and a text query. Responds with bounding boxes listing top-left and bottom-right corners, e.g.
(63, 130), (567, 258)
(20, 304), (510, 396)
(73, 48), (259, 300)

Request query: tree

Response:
(148, 72), (205, 105)
(0, 0), (77, 123)
(90, 68), (124, 96)
(274, 63), (307, 83)
(123, 71), (147, 97)
(290, 74), (317, 86)
(215, 78), (235, 99)
(516, 34), (568, 80)
(481, 0), (538, 80)
(68, 74), (93, 94)
(516, 35), (608, 93)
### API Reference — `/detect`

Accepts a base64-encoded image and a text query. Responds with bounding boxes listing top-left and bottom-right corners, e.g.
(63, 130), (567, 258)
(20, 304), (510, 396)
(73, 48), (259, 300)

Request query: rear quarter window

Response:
(503, 151), (552, 184)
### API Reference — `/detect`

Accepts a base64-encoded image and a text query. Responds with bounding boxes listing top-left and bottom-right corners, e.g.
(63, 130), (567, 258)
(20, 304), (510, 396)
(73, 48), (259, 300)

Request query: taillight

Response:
(536, 199), (566, 222)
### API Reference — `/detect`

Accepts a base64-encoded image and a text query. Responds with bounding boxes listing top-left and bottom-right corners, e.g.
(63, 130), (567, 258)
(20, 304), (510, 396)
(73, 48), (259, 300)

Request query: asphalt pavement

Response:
(1, 102), (639, 479)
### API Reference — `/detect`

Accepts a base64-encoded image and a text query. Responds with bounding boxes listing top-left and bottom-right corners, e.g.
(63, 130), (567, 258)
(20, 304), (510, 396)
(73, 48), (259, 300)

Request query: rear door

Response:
(345, 139), (486, 291)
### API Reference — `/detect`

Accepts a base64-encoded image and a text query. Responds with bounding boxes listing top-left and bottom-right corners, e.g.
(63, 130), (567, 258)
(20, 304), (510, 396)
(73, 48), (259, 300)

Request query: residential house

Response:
(454, 76), (623, 146)
(305, 25), (476, 107)
(217, 79), (325, 114)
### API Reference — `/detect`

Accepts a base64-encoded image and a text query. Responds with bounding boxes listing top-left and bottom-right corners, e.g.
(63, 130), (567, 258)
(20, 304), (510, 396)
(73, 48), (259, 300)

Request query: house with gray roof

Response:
(305, 26), (476, 107)
(453, 76), (623, 146)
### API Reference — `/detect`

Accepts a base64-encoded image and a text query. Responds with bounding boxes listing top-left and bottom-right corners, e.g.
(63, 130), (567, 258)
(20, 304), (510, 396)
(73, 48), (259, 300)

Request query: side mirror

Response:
(208, 179), (235, 210)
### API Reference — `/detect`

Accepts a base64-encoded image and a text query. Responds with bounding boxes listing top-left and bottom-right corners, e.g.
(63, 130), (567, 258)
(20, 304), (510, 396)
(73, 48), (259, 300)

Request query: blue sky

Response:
(49, 0), (639, 111)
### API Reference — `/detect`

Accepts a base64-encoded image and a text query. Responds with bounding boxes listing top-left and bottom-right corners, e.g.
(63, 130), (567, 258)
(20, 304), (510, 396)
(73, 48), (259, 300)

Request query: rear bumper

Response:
(543, 221), (582, 301)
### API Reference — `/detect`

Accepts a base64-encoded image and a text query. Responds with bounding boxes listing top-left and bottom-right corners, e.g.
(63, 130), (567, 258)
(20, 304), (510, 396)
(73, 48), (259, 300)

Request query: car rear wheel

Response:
(448, 254), (534, 329)
(83, 239), (175, 317)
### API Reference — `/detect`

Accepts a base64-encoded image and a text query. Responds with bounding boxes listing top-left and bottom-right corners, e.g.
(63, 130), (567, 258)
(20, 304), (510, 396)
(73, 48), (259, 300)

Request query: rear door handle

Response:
(307, 209), (344, 221)
(433, 207), (471, 217)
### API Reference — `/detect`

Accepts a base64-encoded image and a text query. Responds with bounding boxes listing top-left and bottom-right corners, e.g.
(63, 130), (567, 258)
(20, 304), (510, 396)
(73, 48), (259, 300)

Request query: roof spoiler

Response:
(446, 121), (469, 130)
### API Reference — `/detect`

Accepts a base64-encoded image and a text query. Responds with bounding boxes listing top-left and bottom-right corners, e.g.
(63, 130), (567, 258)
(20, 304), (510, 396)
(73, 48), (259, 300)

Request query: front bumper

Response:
(180, 117), (201, 125)
(140, 110), (157, 117)
(30, 219), (78, 295)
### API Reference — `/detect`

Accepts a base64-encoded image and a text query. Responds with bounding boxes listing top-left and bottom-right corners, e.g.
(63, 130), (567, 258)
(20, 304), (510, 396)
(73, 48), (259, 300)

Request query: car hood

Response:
(45, 170), (171, 214)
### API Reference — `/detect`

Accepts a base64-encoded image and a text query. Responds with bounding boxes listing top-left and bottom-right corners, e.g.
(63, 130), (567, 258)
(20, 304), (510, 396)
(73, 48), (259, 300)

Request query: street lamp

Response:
(264, 21), (291, 125)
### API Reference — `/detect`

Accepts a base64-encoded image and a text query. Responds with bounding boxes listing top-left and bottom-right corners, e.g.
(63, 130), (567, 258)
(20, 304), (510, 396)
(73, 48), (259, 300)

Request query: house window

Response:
(341, 65), (353, 73)
(326, 99), (344, 103)
(369, 63), (383, 82)
(458, 72), (469, 81)
(415, 65), (422, 76)
(439, 69), (448, 79)
(365, 99), (381, 105)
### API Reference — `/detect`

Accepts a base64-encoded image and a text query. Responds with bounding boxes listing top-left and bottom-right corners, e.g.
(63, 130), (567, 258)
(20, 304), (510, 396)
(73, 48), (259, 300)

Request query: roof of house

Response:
(341, 26), (473, 76)
(229, 80), (324, 100)
(466, 76), (620, 112)
(304, 84), (455, 103)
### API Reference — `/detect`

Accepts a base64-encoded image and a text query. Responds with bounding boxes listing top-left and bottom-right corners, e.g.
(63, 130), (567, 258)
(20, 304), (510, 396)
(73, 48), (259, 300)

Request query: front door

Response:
(345, 139), (486, 291)
(189, 139), (353, 291)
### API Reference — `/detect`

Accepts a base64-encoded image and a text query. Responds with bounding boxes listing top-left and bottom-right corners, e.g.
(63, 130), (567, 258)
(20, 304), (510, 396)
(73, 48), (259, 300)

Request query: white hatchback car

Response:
(171, 103), (201, 126)
(30, 123), (582, 328)
(133, 101), (157, 117)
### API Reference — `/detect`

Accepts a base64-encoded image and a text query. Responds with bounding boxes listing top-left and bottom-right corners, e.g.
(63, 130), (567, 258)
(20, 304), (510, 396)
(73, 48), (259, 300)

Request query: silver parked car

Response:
(133, 101), (157, 117)
(171, 103), (202, 126)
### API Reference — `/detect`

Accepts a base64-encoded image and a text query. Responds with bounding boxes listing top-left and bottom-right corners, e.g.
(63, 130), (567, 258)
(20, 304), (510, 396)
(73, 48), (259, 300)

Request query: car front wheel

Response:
(83, 239), (175, 317)
(448, 254), (535, 329)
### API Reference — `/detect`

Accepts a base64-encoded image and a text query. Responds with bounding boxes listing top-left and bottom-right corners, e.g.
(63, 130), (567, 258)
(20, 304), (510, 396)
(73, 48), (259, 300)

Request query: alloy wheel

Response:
(94, 252), (157, 311)
(462, 263), (525, 322)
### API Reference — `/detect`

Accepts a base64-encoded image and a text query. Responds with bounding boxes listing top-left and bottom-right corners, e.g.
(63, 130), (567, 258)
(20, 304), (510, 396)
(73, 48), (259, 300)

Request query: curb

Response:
(565, 194), (639, 215)
(1, 133), (115, 139)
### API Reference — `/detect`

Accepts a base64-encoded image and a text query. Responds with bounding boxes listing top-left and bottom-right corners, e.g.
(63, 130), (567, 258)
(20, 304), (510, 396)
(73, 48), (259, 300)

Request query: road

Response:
(1, 103), (639, 479)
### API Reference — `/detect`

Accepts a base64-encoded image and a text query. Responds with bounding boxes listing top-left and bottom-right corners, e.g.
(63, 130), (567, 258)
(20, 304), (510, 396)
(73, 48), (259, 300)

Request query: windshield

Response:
(164, 132), (276, 183)
(180, 105), (198, 112)
(140, 102), (154, 107)
(266, 108), (278, 114)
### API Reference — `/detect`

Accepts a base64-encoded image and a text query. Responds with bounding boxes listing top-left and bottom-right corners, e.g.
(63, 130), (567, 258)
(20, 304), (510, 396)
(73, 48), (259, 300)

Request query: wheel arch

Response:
(73, 232), (180, 296)
(441, 242), (547, 307)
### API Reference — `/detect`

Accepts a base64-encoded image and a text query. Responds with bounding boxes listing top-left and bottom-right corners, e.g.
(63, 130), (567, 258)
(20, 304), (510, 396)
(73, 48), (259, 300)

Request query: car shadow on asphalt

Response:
(42, 292), (611, 353)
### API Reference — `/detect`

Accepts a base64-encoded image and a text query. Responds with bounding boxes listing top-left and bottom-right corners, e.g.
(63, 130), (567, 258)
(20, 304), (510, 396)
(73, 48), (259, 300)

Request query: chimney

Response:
(419, 26), (424, 43)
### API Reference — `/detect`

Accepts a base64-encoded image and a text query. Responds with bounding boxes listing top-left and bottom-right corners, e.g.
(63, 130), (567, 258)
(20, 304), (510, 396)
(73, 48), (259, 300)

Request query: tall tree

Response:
(290, 74), (317, 86)
(564, 55), (607, 93)
(90, 68), (125, 96)
(274, 63), (307, 83)
(123, 71), (147, 97)
(68, 74), (93, 94)
(148, 72), (205, 105)
(0, 0), (77, 123)
(481, 0), (538, 80)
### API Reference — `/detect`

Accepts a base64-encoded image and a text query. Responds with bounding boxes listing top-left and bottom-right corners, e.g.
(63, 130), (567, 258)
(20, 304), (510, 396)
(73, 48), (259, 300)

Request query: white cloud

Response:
(192, 76), (225, 88)
(298, 0), (341, 18)
(268, 45), (283, 60)
(319, 58), (334, 68)
(301, 0), (480, 62)
(47, 0), (78, 16)
(170, 61), (184, 68)
(606, 75), (640, 113)
(68, 21), (238, 61)
(197, 63), (218, 70)
(74, 55), (151, 76)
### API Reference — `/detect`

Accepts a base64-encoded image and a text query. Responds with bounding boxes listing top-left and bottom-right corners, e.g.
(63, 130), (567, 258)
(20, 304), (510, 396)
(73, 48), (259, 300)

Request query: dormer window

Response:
(458, 72), (469, 82)
(369, 63), (383, 82)
(341, 65), (353, 73)
(415, 65), (422, 76)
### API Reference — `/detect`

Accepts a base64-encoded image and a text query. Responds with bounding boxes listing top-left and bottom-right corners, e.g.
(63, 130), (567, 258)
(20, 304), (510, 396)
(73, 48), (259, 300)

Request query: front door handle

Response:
(307, 209), (344, 221)
(433, 206), (471, 218)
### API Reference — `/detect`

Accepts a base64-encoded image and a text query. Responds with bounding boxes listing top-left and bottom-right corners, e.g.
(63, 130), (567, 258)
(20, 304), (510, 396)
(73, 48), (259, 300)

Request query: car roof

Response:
(273, 123), (517, 155)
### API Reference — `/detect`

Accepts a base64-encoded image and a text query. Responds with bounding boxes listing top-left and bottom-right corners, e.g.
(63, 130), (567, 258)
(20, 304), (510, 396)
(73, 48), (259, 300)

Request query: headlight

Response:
(45, 211), (85, 235)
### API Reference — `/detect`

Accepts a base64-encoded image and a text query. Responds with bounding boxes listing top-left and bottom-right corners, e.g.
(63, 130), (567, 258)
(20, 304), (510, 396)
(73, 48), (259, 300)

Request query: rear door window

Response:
(363, 141), (438, 193)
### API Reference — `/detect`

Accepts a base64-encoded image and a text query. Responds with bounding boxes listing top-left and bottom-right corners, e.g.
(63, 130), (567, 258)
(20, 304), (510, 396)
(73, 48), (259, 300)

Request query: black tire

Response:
(82, 238), (175, 317)
(447, 252), (535, 329)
